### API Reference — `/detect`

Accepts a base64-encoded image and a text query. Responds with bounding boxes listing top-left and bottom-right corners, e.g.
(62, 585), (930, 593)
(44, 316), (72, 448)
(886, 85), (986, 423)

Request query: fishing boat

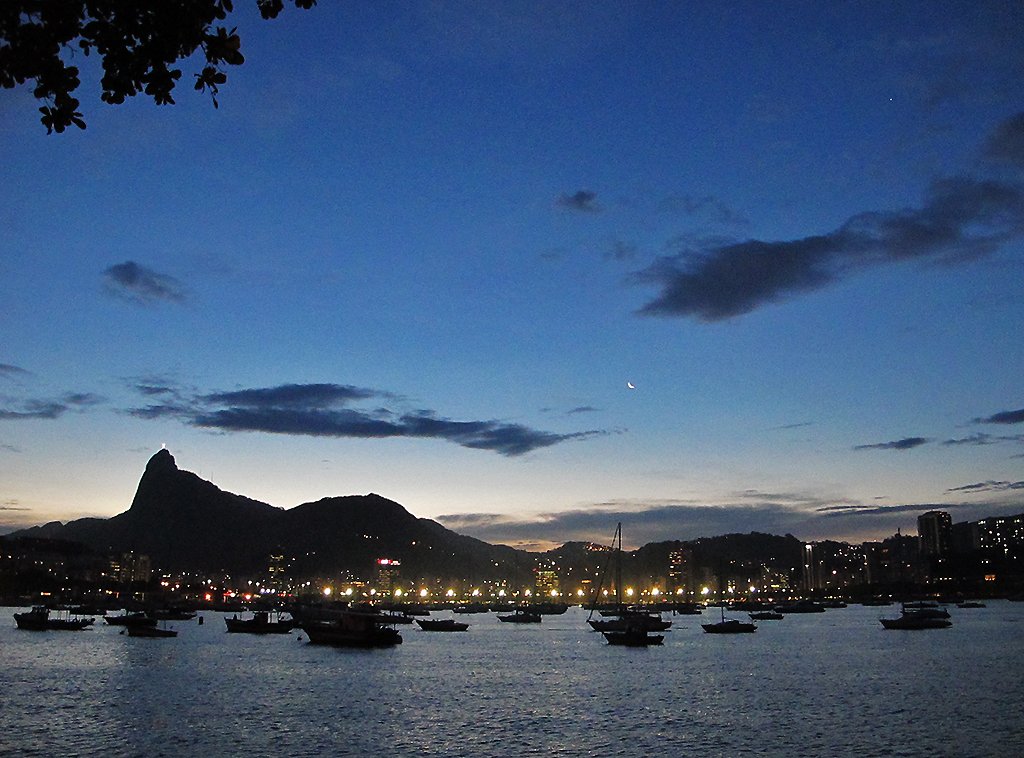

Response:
(299, 610), (402, 647)
(103, 611), (157, 627)
(496, 608), (542, 623)
(14, 606), (93, 631)
(127, 624), (178, 638)
(415, 617), (469, 632)
(225, 610), (295, 634)
(749, 610), (784, 620)
(702, 605), (757, 633)
(880, 604), (952, 630)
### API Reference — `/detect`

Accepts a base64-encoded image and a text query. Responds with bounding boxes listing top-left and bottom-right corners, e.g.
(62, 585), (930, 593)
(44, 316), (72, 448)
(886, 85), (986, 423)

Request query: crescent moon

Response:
(626, 382), (635, 389)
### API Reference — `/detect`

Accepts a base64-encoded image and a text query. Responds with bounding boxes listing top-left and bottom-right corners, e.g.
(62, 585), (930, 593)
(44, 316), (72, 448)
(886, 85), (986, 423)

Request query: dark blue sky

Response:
(2, 1), (1023, 548)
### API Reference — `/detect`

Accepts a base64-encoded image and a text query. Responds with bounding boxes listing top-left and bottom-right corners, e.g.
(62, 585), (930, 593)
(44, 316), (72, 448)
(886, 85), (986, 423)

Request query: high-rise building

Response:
(918, 511), (952, 557)
(976, 514), (1024, 555)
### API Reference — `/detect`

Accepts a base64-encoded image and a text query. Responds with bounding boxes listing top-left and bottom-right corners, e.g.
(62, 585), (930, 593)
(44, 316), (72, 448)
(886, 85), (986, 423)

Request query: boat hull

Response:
(702, 620), (757, 634)
(415, 619), (469, 632)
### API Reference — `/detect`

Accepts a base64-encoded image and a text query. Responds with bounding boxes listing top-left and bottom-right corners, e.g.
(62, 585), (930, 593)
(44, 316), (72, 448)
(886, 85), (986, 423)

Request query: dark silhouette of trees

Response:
(0, 0), (316, 133)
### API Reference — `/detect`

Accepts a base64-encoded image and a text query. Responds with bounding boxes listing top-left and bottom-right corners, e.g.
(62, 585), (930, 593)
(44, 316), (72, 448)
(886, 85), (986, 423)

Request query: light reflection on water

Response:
(2, 604), (1023, 757)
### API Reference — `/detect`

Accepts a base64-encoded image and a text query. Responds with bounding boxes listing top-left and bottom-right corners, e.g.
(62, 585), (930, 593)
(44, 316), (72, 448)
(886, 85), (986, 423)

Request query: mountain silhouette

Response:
(16, 449), (529, 580)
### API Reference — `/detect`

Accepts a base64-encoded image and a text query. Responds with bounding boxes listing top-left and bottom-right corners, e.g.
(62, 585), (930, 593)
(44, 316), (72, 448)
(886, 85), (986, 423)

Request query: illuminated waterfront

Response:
(2, 604), (1023, 756)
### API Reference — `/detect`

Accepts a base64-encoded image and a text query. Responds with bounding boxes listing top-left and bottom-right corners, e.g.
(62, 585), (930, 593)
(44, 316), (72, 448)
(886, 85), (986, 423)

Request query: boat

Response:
(14, 606), (94, 631)
(225, 610), (295, 634)
(415, 617), (469, 632)
(880, 605), (952, 630)
(774, 600), (825, 613)
(701, 605), (757, 634)
(602, 627), (664, 646)
(127, 624), (178, 638)
(299, 610), (402, 647)
(588, 608), (671, 632)
(452, 603), (489, 614)
(531, 602), (569, 615)
(496, 608), (542, 623)
(104, 611), (157, 627)
(587, 523), (666, 646)
(957, 601), (986, 609)
(151, 608), (197, 621)
(749, 610), (784, 620)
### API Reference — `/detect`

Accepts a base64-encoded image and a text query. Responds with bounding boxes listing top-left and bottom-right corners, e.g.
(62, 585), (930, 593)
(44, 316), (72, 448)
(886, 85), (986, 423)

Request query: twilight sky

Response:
(2, 1), (1023, 550)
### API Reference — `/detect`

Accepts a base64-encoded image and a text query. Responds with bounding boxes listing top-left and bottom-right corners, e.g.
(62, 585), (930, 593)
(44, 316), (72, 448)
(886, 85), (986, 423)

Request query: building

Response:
(375, 558), (401, 596)
(976, 514), (1024, 556)
(918, 511), (952, 557)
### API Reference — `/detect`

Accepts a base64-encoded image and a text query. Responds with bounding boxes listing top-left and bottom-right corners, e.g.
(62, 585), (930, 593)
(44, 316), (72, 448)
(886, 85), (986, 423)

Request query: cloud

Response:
(854, 437), (931, 451)
(556, 190), (601, 213)
(976, 407), (1024, 425)
(438, 495), (1024, 549)
(567, 406), (600, 415)
(103, 261), (186, 305)
(769, 421), (814, 431)
(983, 112), (1024, 169)
(129, 381), (603, 457)
(943, 432), (1024, 446)
(603, 240), (638, 261)
(0, 400), (68, 420)
(0, 391), (104, 421)
(635, 174), (1024, 321)
(0, 363), (31, 379)
(947, 480), (1024, 493)
(658, 194), (748, 226)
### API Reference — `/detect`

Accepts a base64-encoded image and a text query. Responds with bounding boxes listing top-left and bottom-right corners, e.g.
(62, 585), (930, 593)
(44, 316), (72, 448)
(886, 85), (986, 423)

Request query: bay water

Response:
(2, 603), (1022, 756)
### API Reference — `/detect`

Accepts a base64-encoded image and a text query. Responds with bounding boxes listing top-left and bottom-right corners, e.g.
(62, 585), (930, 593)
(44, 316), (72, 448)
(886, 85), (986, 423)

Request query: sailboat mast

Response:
(615, 522), (622, 609)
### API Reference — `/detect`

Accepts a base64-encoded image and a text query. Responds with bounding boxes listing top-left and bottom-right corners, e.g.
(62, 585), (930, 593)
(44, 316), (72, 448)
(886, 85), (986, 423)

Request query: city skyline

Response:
(3, 2), (1024, 550)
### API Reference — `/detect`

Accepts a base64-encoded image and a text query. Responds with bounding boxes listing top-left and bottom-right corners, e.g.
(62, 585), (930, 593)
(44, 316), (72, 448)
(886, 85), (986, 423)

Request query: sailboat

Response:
(588, 523), (665, 646)
(701, 604), (756, 634)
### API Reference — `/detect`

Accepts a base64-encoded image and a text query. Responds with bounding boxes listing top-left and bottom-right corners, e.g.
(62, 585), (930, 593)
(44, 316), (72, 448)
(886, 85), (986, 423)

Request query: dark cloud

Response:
(103, 261), (185, 305)
(943, 432), (1024, 446)
(769, 421), (814, 431)
(635, 170), (1024, 321)
(947, 480), (1024, 493)
(983, 112), (1024, 169)
(976, 407), (1024, 425)
(63, 392), (104, 407)
(603, 240), (638, 261)
(658, 194), (748, 226)
(0, 391), (103, 420)
(556, 190), (601, 213)
(130, 381), (603, 457)
(854, 437), (931, 451)
(0, 363), (31, 379)
(201, 383), (380, 409)
(0, 400), (68, 420)
(439, 496), (1024, 549)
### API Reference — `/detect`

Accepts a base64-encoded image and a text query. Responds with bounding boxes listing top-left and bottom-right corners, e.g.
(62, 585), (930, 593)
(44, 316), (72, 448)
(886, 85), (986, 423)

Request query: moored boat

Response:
(880, 604), (952, 630)
(127, 625), (178, 638)
(415, 617), (469, 632)
(602, 627), (664, 646)
(702, 605), (757, 633)
(225, 610), (295, 634)
(104, 611), (157, 627)
(299, 611), (402, 647)
(496, 608), (542, 623)
(14, 606), (93, 631)
(749, 610), (784, 620)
